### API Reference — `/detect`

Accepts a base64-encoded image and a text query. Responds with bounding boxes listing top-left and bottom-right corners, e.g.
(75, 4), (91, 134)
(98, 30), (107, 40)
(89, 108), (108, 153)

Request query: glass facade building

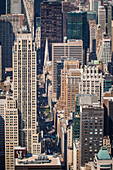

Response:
(67, 11), (88, 65)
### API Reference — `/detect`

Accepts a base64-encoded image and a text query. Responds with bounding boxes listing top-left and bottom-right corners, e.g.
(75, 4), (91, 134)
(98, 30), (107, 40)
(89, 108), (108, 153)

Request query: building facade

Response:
(52, 40), (83, 100)
(5, 95), (18, 170)
(11, 0), (21, 14)
(67, 11), (88, 65)
(80, 105), (104, 166)
(13, 33), (37, 153)
(0, 14), (24, 80)
(41, 1), (62, 65)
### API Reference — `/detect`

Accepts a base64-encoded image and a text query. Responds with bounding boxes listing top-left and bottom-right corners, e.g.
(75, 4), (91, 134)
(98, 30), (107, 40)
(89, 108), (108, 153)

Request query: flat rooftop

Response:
(15, 155), (61, 166)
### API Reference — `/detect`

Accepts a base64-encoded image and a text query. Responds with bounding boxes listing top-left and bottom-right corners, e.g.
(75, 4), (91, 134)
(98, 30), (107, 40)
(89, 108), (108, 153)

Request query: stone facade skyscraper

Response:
(13, 33), (37, 153)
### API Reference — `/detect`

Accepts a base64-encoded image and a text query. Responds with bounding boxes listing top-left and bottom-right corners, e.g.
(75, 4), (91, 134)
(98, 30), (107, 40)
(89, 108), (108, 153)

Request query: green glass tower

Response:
(67, 11), (88, 65)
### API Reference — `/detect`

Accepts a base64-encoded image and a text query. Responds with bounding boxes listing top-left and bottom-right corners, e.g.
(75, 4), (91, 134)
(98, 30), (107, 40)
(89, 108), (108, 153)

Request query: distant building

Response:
(98, 34), (111, 67)
(89, 20), (96, 53)
(84, 147), (113, 170)
(73, 139), (80, 170)
(0, 14), (24, 80)
(79, 65), (104, 102)
(80, 105), (104, 166)
(0, 95), (6, 170)
(13, 33), (37, 154)
(103, 89), (113, 144)
(0, 0), (6, 15)
(103, 136), (111, 154)
(67, 11), (88, 65)
(62, 1), (78, 38)
(98, 6), (106, 34)
(15, 155), (62, 170)
(0, 44), (2, 81)
(41, 1), (62, 65)
(5, 95), (18, 170)
(52, 40), (83, 100)
(11, 0), (21, 14)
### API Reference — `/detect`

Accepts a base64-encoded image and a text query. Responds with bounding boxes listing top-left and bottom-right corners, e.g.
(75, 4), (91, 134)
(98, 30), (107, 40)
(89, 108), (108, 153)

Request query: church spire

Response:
(44, 38), (49, 66)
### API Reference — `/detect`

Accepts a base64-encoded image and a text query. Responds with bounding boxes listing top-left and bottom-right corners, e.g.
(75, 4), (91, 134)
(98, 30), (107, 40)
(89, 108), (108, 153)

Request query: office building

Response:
(62, 1), (78, 38)
(89, 0), (93, 11)
(0, 0), (6, 15)
(13, 33), (37, 153)
(79, 65), (104, 101)
(52, 40), (83, 99)
(5, 95), (18, 170)
(87, 11), (97, 22)
(0, 14), (24, 80)
(98, 6), (106, 34)
(84, 147), (113, 170)
(0, 95), (6, 170)
(67, 11), (88, 65)
(34, 0), (43, 35)
(103, 136), (111, 154)
(80, 105), (104, 166)
(89, 20), (96, 53)
(0, 44), (2, 81)
(104, 3), (112, 37)
(98, 34), (111, 66)
(41, 1), (62, 65)
(96, 25), (103, 59)
(73, 139), (80, 170)
(103, 89), (113, 143)
(15, 155), (62, 170)
(11, 0), (21, 14)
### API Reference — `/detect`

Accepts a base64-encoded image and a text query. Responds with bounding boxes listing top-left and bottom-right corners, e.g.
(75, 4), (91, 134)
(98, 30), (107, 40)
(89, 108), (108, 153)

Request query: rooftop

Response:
(97, 147), (111, 160)
(15, 155), (61, 166)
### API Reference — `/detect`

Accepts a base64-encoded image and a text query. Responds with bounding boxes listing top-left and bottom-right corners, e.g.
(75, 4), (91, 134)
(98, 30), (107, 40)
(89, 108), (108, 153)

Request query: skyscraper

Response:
(89, 20), (96, 53)
(0, 0), (6, 15)
(67, 11), (88, 65)
(11, 0), (21, 14)
(62, 1), (78, 38)
(13, 33), (37, 153)
(98, 6), (106, 34)
(5, 95), (18, 170)
(52, 40), (83, 100)
(0, 95), (6, 170)
(41, 1), (62, 65)
(0, 14), (24, 80)
(80, 105), (104, 166)
(0, 43), (2, 81)
(98, 34), (111, 66)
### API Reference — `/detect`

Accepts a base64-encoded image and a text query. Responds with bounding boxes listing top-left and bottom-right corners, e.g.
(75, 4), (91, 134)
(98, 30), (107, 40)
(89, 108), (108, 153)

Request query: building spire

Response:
(44, 38), (49, 66)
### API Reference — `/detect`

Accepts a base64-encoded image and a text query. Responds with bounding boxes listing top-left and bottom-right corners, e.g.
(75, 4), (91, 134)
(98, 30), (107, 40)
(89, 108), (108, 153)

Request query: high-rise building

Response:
(79, 65), (104, 102)
(96, 25), (102, 58)
(52, 40), (83, 100)
(98, 34), (111, 66)
(104, 3), (112, 37)
(89, 0), (94, 11)
(80, 105), (104, 166)
(103, 89), (113, 144)
(6, 0), (11, 14)
(5, 95), (18, 170)
(67, 11), (88, 65)
(89, 20), (96, 53)
(62, 1), (78, 38)
(0, 95), (6, 170)
(0, 43), (2, 81)
(73, 139), (80, 170)
(41, 1), (62, 65)
(0, 14), (24, 80)
(0, 0), (6, 15)
(13, 33), (37, 153)
(98, 6), (106, 34)
(34, 0), (43, 35)
(11, 0), (21, 14)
